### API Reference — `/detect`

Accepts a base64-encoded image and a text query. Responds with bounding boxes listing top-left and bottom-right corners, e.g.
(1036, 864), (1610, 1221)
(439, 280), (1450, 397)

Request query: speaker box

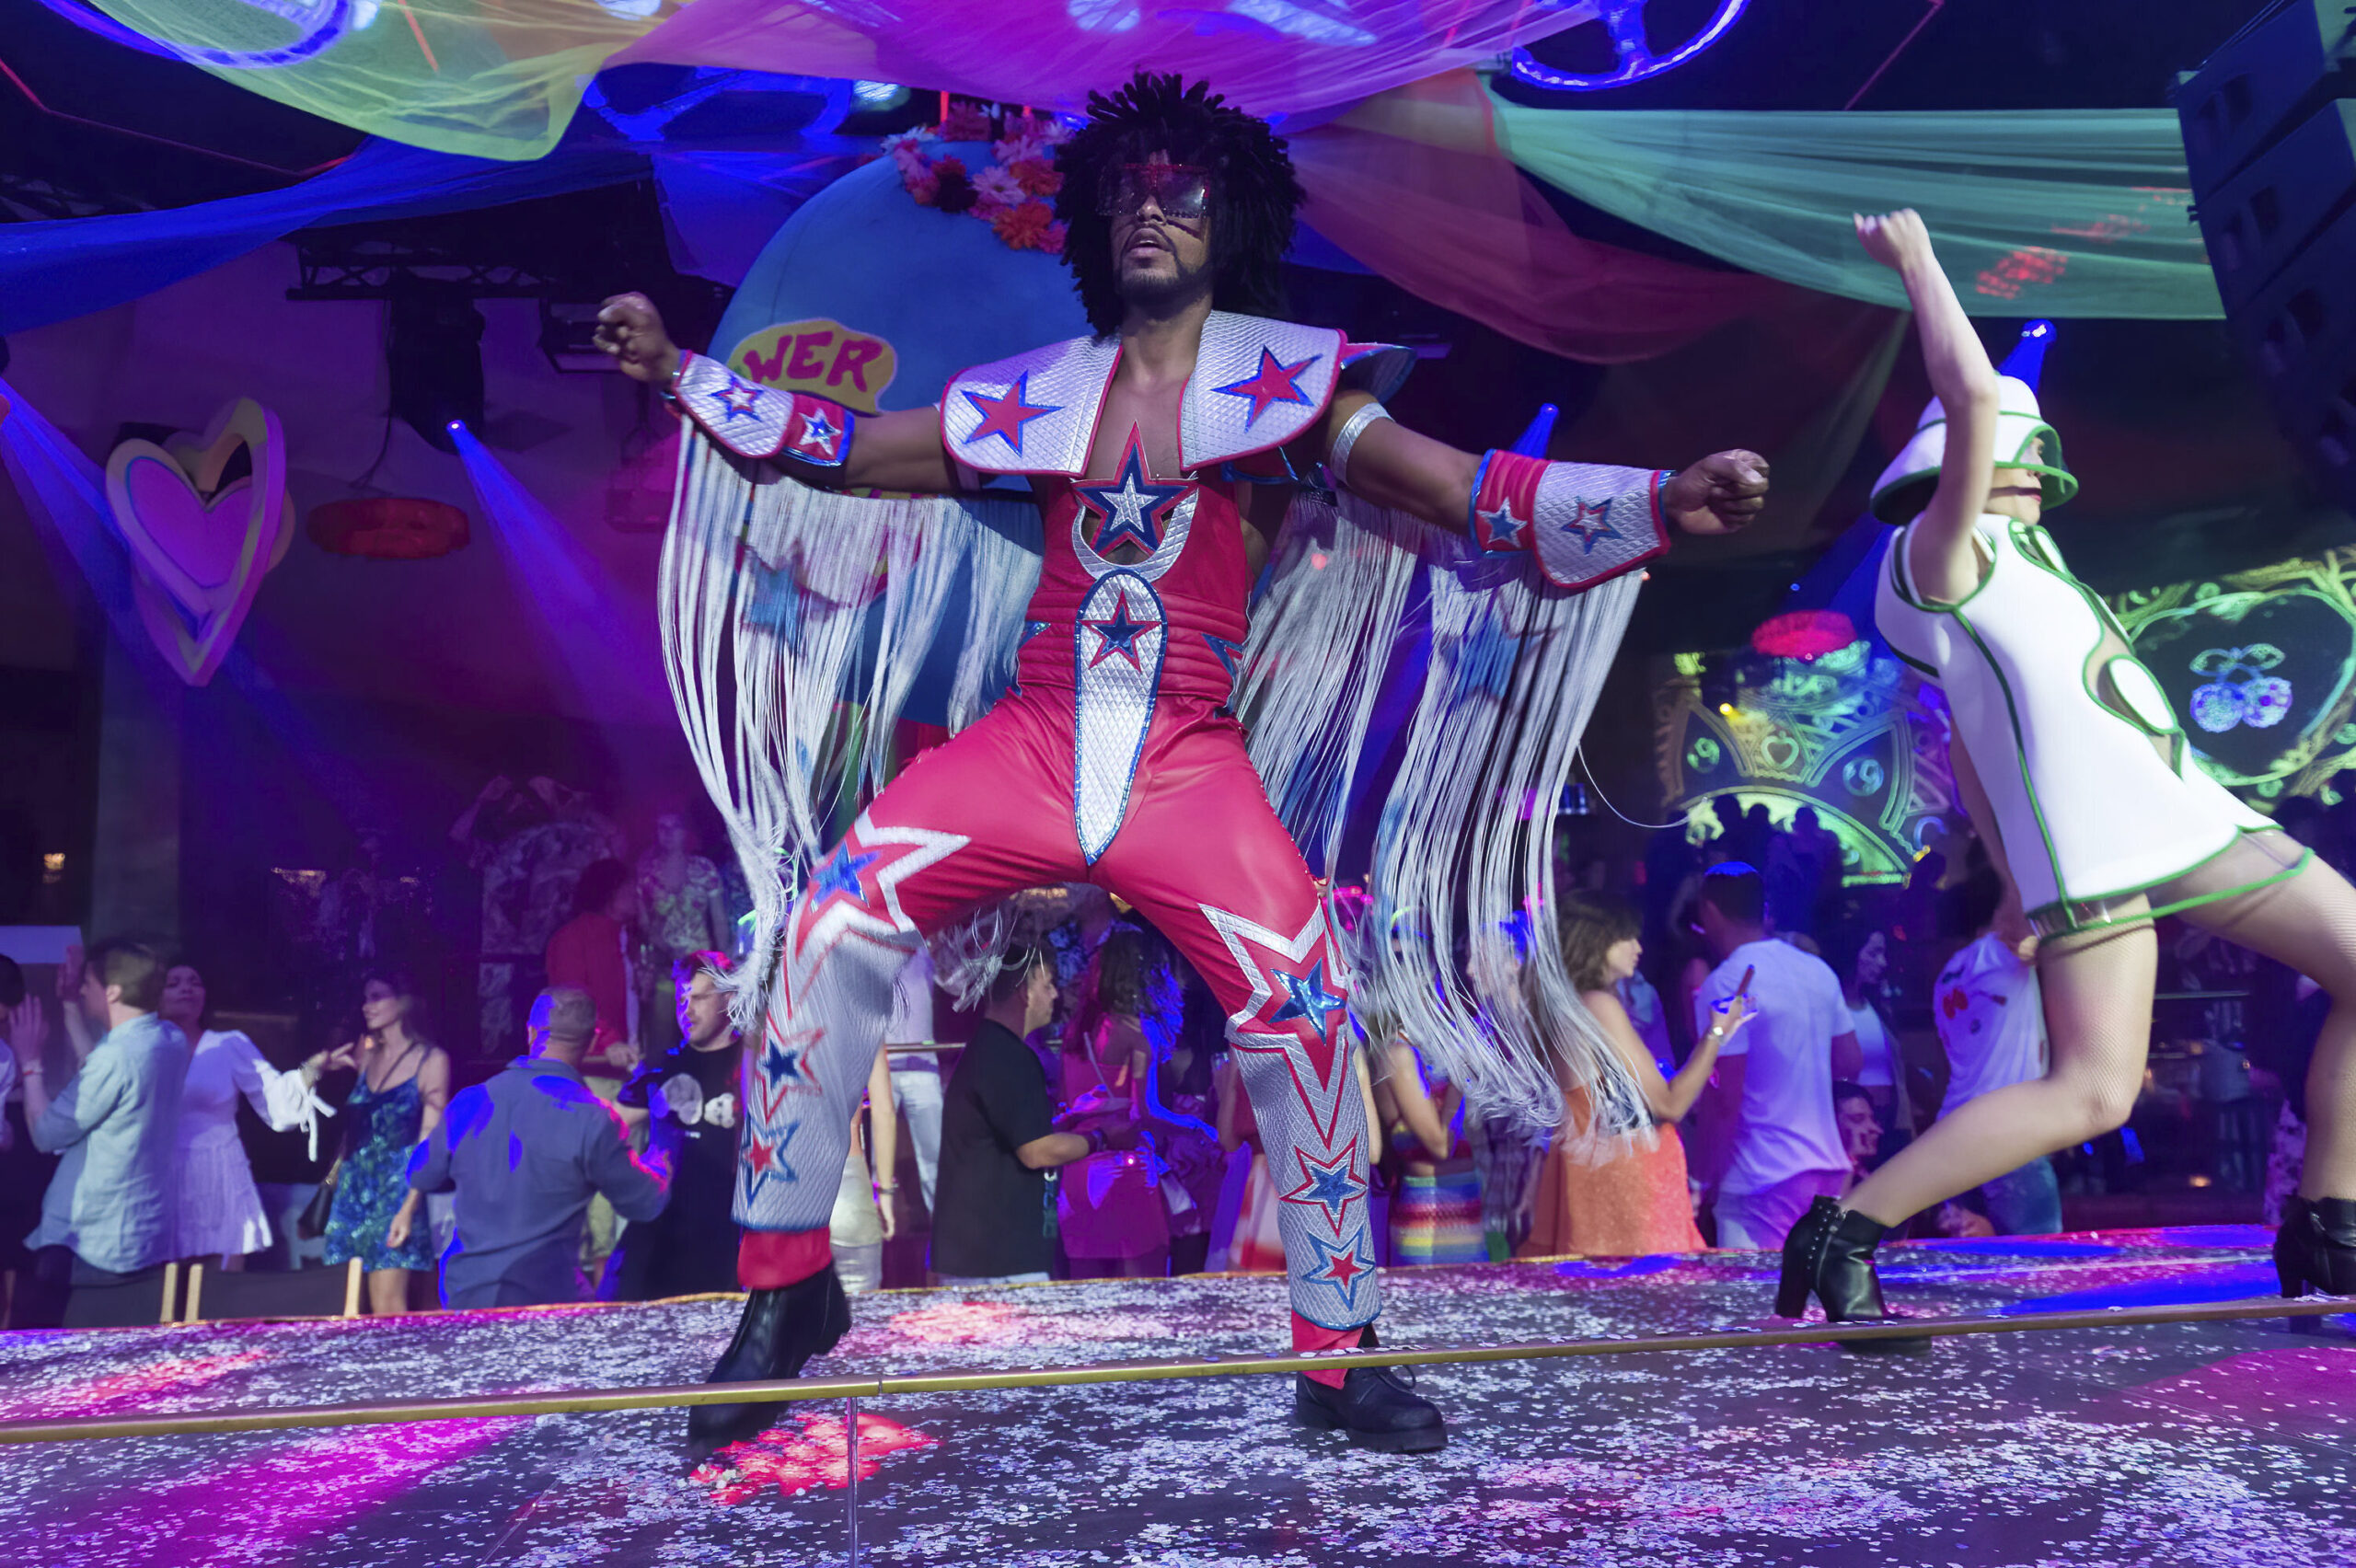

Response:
(2232, 199), (2356, 499)
(2177, 0), (2356, 192)
(2196, 99), (2356, 310)
(2179, 1), (2356, 513)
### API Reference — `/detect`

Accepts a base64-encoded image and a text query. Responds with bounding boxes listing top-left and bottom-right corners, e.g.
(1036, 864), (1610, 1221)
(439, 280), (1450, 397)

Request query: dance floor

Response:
(5, 1227), (2353, 1566)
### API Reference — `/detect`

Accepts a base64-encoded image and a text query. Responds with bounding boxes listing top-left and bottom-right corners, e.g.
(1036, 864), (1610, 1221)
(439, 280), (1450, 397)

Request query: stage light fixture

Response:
(386, 278), (485, 455)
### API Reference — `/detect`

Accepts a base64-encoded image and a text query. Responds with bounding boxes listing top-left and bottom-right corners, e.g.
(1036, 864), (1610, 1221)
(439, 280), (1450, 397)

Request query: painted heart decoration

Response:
(103, 398), (293, 686)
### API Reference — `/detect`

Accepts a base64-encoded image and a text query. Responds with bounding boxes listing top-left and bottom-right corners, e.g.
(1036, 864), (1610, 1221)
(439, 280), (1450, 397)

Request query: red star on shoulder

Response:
(963, 372), (1059, 452)
(1214, 348), (1318, 427)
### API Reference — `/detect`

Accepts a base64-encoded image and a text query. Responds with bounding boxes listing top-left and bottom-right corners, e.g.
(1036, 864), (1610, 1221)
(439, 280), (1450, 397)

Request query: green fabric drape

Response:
(1492, 96), (2221, 320)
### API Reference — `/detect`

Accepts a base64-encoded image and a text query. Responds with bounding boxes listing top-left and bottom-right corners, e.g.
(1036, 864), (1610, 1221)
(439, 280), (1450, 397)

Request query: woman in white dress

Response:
(158, 964), (331, 1268)
(1779, 211), (2356, 1342)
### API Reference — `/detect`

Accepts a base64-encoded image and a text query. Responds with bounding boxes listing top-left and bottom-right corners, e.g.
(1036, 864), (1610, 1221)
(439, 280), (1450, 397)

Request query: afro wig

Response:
(1052, 73), (1306, 337)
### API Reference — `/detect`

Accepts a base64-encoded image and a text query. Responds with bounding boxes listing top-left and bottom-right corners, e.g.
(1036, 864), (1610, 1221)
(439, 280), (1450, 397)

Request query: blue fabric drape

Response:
(0, 72), (860, 333)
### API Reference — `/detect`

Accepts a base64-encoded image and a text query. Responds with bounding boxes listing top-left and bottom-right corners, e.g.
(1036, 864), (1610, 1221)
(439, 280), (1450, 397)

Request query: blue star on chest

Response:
(1560, 497), (1621, 551)
(1084, 591), (1161, 669)
(1269, 959), (1347, 1046)
(1075, 429), (1187, 557)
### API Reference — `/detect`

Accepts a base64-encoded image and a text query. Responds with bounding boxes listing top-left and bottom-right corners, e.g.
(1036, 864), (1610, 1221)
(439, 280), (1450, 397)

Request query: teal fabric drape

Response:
(1492, 97), (2221, 319)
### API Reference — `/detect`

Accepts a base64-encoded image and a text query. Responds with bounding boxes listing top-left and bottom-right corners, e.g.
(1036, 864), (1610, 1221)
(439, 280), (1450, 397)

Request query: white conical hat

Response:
(1869, 323), (2079, 524)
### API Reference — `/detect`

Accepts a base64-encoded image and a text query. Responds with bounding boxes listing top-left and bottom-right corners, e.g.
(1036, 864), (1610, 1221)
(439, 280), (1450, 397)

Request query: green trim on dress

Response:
(2028, 837), (2312, 939)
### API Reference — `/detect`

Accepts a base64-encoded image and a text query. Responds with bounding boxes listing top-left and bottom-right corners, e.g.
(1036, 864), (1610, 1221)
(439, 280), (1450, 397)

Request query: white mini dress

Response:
(176, 1030), (323, 1260)
(1876, 513), (2297, 934)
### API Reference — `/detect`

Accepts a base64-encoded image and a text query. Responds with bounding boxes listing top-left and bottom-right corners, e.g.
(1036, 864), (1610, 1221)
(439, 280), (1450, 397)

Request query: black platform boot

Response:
(2275, 1195), (2356, 1297)
(685, 1265), (853, 1465)
(1775, 1196), (1929, 1356)
(1293, 1325), (1447, 1453)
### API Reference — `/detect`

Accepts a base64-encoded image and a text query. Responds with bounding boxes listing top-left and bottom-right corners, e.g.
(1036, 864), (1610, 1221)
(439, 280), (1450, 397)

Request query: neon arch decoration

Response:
(1653, 640), (1960, 887)
(1509, 0), (1750, 93)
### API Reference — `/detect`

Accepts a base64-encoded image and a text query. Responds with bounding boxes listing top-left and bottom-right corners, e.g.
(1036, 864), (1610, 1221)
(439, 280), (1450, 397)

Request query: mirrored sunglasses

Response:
(1098, 163), (1211, 226)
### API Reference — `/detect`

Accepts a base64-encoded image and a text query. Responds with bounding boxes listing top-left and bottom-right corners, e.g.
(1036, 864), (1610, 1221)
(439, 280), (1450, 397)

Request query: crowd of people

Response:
(0, 809), (2270, 1331)
(4, 769), (2316, 1331)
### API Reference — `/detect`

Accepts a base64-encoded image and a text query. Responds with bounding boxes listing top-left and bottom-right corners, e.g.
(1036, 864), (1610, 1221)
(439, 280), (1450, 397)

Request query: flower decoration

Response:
(972, 164), (1026, 207)
(939, 101), (995, 142)
(991, 201), (1058, 252)
(888, 110), (1077, 255)
(1008, 156), (1063, 198)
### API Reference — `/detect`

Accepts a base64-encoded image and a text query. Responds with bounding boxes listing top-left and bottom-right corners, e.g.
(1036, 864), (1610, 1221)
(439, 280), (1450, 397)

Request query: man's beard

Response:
(1116, 248), (1213, 317)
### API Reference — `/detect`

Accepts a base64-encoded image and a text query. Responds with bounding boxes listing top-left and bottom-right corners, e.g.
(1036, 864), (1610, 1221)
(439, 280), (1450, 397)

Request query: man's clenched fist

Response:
(595, 293), (682, 387)
(1663, 450), (1769, 536)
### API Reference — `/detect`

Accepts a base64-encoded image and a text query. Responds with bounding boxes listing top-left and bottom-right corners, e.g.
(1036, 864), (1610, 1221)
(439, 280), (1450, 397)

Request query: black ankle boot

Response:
(2276, 1195), (2356, 1297)
(1292, 1325), (1447, 1454)
(686, 1266), (853, 1465)
(1776, 1196), (1929, 1356)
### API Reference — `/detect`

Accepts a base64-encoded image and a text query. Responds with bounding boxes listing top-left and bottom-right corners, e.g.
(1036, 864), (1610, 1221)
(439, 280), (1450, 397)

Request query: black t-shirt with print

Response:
(606, 1040), (741, 1299)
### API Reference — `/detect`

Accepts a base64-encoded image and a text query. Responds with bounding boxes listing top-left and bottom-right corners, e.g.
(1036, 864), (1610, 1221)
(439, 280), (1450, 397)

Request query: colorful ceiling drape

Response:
(86, 0), (1586, 161)
(1289, 72), (1792, 365)
(1491, 96), (2223, 319)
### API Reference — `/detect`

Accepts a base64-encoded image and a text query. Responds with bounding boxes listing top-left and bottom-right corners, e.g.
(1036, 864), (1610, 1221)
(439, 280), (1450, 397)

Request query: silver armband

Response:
(1327, 400), (1393, 491)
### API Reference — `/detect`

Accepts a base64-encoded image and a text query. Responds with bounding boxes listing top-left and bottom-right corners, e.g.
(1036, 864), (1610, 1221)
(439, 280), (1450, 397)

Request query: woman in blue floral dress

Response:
(322, 970), (450, 1314)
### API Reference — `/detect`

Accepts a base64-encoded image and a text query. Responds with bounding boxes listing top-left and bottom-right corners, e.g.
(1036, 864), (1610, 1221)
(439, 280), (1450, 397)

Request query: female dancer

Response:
(1780, 211), (2356, 1341)
(1524, 895), (1750, 1257)
(158, 963), (329, 1267)
(321, 970), (450, 1314)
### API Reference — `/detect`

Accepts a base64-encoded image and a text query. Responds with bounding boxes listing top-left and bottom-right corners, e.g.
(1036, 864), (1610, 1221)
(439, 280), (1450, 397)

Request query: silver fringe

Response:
(657, 432), (1036, 1032)
(1236, 491), (1647, 1144)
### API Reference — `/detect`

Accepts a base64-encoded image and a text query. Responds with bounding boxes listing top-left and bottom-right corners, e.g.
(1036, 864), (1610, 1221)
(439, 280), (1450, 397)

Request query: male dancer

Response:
(599, 73), (1767, 1457)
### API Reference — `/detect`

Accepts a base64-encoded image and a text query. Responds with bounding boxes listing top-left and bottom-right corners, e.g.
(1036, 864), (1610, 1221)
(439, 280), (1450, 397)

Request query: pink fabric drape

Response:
(1289, 72), (1794, 364)
(618, 1), (1581, 121)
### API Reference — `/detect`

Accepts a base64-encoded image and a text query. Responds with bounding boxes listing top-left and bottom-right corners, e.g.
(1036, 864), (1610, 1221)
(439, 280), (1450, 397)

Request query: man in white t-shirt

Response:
(1934, 872), (2059, 1234)
(1692, 863), (1861, 1251)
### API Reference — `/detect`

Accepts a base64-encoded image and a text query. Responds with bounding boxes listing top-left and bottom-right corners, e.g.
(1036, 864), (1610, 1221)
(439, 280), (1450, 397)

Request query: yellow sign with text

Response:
(728, 319), (897, 415)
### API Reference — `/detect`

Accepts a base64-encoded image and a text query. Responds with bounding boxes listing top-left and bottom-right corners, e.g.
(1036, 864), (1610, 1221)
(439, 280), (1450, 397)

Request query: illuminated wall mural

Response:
(2111, 544), (2356, 808)
(1652, 640), (1958, 884)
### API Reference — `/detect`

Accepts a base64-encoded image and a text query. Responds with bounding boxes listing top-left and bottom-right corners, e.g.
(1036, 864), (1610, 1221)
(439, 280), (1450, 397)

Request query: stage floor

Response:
(5, 1227), (2354, 1566)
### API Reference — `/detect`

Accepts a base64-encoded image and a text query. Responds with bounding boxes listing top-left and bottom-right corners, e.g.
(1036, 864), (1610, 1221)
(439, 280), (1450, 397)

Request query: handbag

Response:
(297, 1156), (344, 1240)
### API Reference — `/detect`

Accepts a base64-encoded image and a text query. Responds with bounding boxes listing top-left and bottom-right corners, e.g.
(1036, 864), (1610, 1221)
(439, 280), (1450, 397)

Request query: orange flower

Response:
(991, 201), (1056, 250)
(1009, 157), (1064, 198)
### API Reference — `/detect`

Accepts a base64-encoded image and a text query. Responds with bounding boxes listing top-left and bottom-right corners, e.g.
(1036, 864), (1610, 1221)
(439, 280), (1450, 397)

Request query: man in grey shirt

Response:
(392, 987), (668, 1308)
(18, 939), (190, 1324)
